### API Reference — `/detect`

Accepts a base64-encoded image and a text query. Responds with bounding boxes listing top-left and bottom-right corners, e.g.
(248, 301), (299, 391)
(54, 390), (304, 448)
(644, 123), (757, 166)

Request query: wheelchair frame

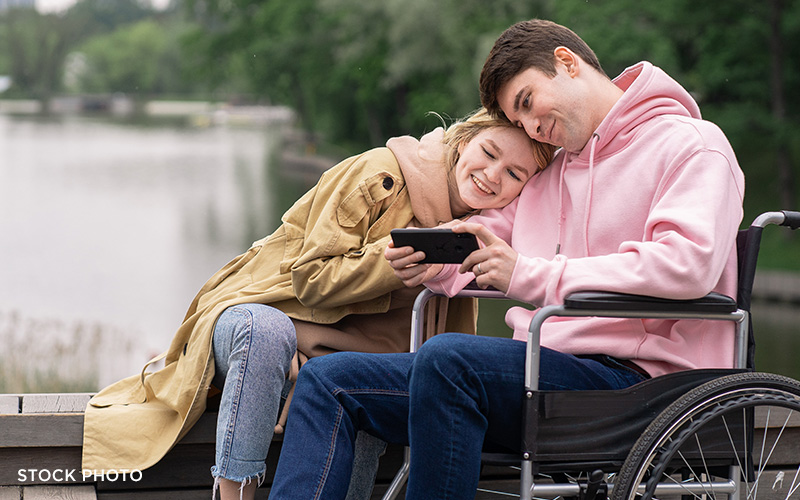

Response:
(382, 210), (800, 500)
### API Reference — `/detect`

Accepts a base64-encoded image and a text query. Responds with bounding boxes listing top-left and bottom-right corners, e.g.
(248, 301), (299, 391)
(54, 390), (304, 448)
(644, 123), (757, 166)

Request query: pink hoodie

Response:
(427, 62), (746, 377)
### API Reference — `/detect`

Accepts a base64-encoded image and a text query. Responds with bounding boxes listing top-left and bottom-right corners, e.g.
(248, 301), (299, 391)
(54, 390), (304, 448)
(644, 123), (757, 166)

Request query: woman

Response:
(81, 108), (554, 499)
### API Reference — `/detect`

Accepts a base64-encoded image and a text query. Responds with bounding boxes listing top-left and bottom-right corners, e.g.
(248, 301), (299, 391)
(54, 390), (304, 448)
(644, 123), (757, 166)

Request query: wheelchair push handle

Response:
(780, 210), (800, 229)
(752, 210), (800, 229)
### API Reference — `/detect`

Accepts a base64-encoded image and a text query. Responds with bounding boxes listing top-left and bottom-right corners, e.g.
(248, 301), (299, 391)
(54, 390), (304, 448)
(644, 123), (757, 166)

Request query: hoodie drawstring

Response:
(584, 134), (599, 256)
(555, 133), (600, 257)
(556, 152), (568, 255)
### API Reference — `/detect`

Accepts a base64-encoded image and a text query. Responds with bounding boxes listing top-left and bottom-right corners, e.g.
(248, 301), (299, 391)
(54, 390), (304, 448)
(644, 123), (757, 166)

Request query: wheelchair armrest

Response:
(563, 291), (737, 314)
(525, 291), (746, 390)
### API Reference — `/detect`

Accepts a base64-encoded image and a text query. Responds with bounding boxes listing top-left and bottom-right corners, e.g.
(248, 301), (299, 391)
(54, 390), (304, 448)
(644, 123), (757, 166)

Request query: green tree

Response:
(1, 9), (75, 104)
(74, 20), (168, 95)
(0, 0), (165, 102)
(182, 0), (550, 149)
(65, 0), (153, 36)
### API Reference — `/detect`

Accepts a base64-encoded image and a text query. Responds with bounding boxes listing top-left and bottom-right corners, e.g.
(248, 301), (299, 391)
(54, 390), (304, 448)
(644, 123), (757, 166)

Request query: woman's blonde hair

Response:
(440, 107), (555, 173)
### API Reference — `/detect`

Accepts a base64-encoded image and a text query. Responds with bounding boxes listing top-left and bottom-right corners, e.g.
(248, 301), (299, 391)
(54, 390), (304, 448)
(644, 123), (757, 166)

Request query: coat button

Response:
(383, 177), (394, 190)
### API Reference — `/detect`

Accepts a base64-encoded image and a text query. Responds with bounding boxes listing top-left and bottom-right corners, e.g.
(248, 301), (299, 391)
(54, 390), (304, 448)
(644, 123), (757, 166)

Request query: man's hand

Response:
(385, 241), (444, 288)
(454, 222), (518, 293)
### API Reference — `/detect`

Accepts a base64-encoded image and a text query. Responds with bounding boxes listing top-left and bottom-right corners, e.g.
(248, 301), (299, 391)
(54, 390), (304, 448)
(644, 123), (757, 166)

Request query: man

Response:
(268, 19), (745, 499)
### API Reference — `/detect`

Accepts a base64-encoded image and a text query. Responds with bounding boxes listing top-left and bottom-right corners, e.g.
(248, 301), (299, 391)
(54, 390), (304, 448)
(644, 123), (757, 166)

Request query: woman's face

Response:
(453, 127), (540, 211)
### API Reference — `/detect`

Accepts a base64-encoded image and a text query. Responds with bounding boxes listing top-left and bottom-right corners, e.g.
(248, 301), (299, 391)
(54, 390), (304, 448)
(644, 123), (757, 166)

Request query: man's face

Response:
(497, 65), (595, 153)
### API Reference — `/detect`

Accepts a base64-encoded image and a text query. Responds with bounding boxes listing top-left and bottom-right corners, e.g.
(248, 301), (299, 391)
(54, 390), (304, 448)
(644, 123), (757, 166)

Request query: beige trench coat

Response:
(82, 147), (477, 471)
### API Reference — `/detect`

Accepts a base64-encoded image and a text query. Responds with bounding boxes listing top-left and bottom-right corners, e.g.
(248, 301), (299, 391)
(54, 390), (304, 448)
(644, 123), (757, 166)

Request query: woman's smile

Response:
(471, 174), (495, 195)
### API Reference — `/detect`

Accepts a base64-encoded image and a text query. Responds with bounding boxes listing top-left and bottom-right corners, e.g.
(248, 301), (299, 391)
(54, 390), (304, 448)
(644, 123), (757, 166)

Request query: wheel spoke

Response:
(786, 466), (800, 499)
(748, 408), (792, 500)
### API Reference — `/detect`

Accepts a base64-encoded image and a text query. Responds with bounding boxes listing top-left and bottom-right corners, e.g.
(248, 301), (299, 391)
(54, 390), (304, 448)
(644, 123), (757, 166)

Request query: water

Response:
(1, 113), (798, 392)
(0, 113), (303, 389)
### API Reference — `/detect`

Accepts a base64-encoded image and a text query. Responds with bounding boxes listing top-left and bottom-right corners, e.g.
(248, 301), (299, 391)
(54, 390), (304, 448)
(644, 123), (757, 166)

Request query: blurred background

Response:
(1, 0), (798, 392)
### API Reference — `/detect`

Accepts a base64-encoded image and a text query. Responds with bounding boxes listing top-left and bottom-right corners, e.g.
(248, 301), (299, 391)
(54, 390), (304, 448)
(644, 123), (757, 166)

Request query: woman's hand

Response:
(454, 222), (518, 293)
(384, 241), (444, 287)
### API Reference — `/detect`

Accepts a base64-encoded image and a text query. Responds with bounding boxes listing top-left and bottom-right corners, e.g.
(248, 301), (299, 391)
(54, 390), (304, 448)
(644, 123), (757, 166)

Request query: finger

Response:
(451, 222), (503, 247)
(394, 264), (431, 287)
(392, 252), (427, 270)
(459, 247), (490, 275)
(385, 245), (425, 268)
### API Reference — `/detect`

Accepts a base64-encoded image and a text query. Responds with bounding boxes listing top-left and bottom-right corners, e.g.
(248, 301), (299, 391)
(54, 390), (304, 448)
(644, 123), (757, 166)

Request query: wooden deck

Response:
(0, 393), (519, 499)
(1, 392), (797, 499)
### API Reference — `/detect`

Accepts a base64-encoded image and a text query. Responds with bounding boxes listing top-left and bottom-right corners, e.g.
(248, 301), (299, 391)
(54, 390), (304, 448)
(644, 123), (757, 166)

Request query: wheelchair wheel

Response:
(611, 372), (800, 500)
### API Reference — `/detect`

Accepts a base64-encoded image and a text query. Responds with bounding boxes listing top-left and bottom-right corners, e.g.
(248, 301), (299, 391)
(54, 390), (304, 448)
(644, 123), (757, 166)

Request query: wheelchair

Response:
(383, 210), (800, 500)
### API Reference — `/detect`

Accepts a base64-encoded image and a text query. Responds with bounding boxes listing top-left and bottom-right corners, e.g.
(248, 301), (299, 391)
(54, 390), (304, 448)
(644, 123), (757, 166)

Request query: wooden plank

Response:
(0, 486), (20, 500)
(94, 477), (517, 500)
(742, 470), (800, 500)
(93, 440), (406, 492)
(753, 428), (800, 464)
(95, 443), (215, 491)
(0, 447), (84, 485)
(0, 414), (84, 447)
(755, 405), (800, 428)
(21, 394), (93, 414)
(0, 410), (216, 449)
(97, 490), (222, 500)
(98, 488), (271, 500)
(23, 485), (96, 500)
(0, 396), (19, 415)
(171, 412), (217, 445)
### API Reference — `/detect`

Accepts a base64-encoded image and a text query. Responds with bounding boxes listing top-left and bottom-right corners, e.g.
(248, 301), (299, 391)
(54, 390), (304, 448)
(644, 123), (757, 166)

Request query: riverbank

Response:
(0, 97), (295, 127)
(753, 269), (800, 305)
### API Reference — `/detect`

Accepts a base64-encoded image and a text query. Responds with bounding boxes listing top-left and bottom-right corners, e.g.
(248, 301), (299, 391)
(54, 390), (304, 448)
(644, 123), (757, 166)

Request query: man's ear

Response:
(553, 47), (579, 77)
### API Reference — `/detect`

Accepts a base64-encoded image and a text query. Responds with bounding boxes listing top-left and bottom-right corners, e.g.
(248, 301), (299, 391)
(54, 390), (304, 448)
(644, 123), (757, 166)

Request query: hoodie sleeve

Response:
(425, 200), (520, 296)
(506, 146), (744, 306)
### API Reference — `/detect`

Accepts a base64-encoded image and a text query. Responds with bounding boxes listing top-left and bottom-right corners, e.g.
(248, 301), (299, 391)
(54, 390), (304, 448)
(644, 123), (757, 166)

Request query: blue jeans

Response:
(269, 332), (647, 499)
(211, 304), (297, 484)
(211, 303), (386, 499)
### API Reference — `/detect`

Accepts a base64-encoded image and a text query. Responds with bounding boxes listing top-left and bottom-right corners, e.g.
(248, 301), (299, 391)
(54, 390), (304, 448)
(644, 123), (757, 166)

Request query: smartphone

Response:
(390, 228), (479, 264)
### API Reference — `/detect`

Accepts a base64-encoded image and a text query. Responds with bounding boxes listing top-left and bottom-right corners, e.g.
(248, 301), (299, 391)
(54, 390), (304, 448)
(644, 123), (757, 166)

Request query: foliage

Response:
(175, 0), (800, 218)
(1, 9), (73, 100)
(69, 18), (203, 97)
(0, 0), (159, 100)
(1, 0), (799, 244)
(181, 0), (547, 149)
(72, 21), (167, 94)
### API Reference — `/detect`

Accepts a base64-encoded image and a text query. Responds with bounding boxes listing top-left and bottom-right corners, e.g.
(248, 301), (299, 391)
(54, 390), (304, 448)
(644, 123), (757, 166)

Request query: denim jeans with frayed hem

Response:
(268, 332), (647, 500)
(210, 303), (385, 499)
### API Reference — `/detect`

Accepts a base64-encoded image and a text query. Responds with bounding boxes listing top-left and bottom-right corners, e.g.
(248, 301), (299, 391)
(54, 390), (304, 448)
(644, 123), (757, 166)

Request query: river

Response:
(0, 112), (308, 389)
(1, 112), (798, 391)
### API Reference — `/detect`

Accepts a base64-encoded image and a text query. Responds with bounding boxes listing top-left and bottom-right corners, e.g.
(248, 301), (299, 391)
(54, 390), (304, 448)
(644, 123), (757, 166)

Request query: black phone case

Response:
(390, 228), (479, 263)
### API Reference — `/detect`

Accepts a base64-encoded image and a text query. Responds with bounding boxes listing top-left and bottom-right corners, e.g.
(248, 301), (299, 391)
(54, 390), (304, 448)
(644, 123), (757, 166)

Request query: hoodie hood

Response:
(554, 62), (706, 255)
(589, 61), (701, 159)
(386, 128), (454, 227)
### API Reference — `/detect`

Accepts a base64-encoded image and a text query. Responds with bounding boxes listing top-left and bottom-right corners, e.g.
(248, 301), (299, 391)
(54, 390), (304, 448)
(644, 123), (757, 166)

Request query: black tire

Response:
(611, 372), (800, 500)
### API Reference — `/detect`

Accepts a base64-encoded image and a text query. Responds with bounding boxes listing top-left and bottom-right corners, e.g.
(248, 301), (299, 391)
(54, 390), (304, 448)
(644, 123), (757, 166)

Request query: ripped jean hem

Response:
(211, 467), (266, 500)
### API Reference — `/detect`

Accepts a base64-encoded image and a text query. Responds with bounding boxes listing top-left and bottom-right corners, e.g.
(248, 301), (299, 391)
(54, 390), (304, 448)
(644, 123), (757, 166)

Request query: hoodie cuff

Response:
(506, 254), (568, 306)
(425, 264), (468, 297)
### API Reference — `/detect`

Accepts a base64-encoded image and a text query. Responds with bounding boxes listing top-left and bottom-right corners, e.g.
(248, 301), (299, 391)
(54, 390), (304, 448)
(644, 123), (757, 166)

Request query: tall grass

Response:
(0, 309), (135, 393)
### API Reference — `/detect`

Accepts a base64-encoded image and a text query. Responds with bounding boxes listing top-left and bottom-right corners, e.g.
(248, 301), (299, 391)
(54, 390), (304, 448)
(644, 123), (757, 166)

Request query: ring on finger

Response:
(477, 263), (483, 275)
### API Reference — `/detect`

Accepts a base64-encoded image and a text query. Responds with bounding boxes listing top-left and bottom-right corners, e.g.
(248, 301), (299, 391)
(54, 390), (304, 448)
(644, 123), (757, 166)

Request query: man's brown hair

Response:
(479, 19), (606, 119)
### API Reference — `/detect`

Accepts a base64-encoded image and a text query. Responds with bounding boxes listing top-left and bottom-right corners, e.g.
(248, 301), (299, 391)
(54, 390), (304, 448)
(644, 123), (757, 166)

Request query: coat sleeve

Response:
(282, 149), (413, 309)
